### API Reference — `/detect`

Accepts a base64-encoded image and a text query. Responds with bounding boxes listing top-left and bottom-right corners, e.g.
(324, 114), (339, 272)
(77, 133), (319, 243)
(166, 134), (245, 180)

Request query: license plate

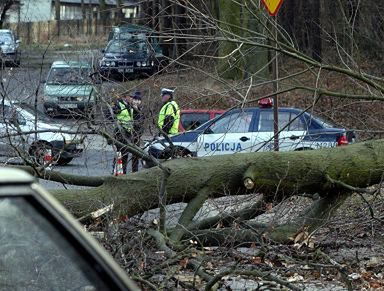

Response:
(60, 104), (77, 109)
(118, 68), (133, 73)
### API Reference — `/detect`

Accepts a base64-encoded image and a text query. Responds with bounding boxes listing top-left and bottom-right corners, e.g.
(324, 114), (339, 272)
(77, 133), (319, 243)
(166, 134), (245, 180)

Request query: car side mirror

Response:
(9, 113), (21, 126)
(16, 117), (26, 126)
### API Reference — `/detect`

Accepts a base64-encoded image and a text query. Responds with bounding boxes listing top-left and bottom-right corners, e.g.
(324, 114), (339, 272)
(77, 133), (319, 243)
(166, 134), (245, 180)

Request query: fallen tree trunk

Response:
(44, 139), (384, 218)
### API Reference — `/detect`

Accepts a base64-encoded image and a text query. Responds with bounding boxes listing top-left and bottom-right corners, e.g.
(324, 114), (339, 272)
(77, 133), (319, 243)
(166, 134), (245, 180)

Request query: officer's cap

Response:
(131, 90), (142, 100)
(161, 88), (175, 97)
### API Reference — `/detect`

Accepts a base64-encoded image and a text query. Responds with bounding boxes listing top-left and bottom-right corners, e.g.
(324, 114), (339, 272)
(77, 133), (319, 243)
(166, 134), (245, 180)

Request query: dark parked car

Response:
(99, 39), (156, 80)
(108, 24), (166, 69)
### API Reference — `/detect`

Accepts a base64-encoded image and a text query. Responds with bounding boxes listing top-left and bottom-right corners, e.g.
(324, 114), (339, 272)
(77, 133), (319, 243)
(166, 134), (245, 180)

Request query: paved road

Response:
(39, 133), (147, 189)
(0, 49), (152, 189)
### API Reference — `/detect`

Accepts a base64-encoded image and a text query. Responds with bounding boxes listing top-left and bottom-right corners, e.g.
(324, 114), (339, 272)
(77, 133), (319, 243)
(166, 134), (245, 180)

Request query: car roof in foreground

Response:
(0, 168), (138, 290)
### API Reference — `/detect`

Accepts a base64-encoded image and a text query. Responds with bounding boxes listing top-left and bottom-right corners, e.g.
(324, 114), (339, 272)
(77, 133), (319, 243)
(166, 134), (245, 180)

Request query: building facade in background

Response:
(6, 0), (138, 23)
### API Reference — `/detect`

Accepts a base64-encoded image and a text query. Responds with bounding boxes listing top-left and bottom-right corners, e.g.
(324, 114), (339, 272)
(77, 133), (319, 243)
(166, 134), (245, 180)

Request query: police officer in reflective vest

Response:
(158, 88), (180, 135)
(113, 93), (134, 174)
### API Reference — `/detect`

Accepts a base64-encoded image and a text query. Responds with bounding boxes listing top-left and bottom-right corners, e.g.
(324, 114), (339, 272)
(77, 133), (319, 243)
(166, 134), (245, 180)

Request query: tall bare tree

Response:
(0, 0), (19, 28)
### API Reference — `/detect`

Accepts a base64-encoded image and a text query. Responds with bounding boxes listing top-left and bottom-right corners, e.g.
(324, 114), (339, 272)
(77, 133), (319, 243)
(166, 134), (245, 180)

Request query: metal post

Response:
(273, 14), (279, 151)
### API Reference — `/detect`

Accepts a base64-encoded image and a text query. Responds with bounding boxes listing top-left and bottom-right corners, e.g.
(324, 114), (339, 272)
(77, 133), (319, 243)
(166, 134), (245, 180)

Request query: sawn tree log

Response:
(43, 141), (379, 212)
(19, 140), (384, 242)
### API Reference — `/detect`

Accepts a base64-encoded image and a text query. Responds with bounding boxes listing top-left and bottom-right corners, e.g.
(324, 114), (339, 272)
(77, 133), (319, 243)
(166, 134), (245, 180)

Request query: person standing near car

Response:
(130, 90), (144, 172)
(112, 92), (133, 174)
(158, 88), (180, 135)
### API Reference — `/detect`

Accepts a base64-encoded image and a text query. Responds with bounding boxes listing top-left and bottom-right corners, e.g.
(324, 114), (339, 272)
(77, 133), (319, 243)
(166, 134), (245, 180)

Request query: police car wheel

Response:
(294, 147), (313, 151)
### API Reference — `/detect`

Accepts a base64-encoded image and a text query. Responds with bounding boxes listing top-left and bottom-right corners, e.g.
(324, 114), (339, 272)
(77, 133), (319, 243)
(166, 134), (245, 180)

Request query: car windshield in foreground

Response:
(106, 40), (147, 54)
(0, 197), (111, 290)
(47, 67), (92, 85)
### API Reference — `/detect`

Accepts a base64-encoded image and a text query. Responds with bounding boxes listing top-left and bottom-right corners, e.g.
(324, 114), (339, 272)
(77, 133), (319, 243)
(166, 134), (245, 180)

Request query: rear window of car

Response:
(181, 112), (210, 131)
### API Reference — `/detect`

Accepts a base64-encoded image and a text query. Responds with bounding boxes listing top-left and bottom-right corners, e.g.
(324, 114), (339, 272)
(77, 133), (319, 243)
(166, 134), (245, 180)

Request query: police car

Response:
(144, 99), (355, 167)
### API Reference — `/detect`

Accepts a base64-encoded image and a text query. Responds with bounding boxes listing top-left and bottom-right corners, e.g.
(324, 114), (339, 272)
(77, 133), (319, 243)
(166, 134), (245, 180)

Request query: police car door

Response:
(197, 110), (255, 157)
(255, 110), (306, 151)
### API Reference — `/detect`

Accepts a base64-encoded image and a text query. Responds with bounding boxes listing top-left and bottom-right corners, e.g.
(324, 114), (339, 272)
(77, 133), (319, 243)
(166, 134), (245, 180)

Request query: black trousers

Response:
(131, 134), (140, 172)
(114, 127), (131, 174)
(113, 127), (141, 174)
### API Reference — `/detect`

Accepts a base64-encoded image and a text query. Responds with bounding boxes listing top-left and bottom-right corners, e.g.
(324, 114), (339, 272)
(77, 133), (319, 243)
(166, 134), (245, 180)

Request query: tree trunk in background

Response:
(81, 0), (85, 19)
(217, 0), (243, 80)
(170, 2), (177, 59)
(0, 0), (18, 29)
(310, 0), (322, 61)
(55, 0), (60, 36)
(159, 0), (170, 56)
(115, 0), (123, 25)
(242, 1), (269, 81)
(99, 0), (106, 32)
(152, 0), (158, 30)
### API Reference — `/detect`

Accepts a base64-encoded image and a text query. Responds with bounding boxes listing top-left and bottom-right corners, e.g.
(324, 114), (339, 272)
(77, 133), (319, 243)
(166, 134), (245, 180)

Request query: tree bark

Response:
(44, 140), (384, 219)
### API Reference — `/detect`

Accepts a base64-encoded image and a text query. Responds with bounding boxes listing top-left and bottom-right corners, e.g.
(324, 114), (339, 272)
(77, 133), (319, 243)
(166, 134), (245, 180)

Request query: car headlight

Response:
(101, 60), (111, 67)
(142, 61), (147, 67)
(110, 61), (116, 66)
(136, 61), (141, 66)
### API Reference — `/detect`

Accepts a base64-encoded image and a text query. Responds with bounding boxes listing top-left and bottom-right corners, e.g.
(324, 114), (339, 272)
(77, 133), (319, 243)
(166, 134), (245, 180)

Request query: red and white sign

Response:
(261, 0), (284, 16)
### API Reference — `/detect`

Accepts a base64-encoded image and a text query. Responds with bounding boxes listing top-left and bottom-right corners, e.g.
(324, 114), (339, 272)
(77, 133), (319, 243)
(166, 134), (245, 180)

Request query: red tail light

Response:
(337, 134), (349, 146)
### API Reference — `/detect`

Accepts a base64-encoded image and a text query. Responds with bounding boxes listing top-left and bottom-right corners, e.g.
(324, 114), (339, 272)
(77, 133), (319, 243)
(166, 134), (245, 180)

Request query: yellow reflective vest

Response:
(158, 100), (180, 134)
(116, 101), (133, 131)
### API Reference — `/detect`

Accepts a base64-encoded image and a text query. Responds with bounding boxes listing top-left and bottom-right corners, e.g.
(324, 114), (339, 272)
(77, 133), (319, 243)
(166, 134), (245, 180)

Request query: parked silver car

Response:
(0, 100), (84, 165)
(0, 29), (21, 66)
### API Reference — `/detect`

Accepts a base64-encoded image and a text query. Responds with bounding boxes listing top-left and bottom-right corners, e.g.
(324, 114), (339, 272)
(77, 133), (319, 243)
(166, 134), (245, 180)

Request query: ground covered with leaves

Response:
(86, 189), (384, 290)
